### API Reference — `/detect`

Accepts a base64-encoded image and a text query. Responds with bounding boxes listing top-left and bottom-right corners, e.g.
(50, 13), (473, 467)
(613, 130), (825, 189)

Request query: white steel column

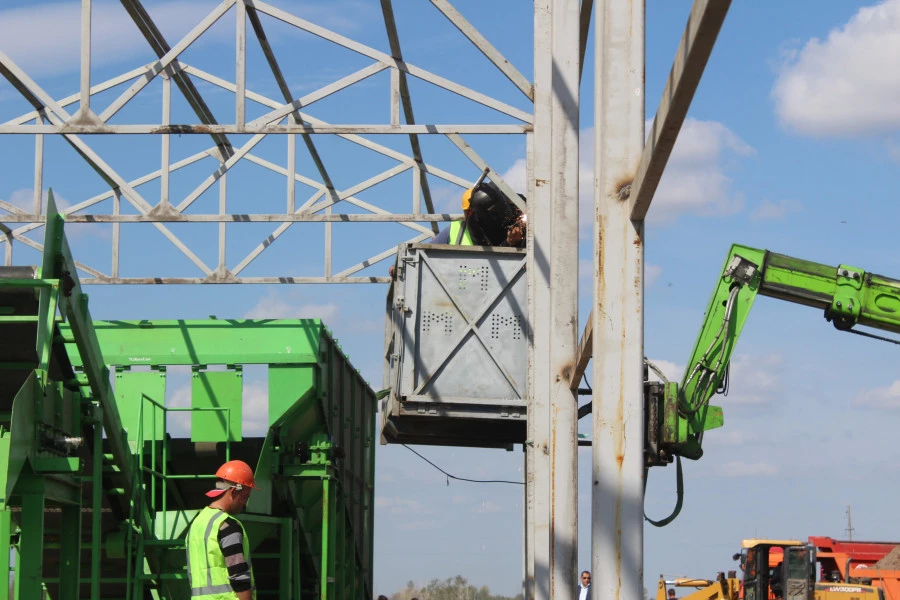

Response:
(549, 0), (580, 597)
(530, 0), (580, 598)
(592, 4), (646, 600)
(529, 1), (552, 597)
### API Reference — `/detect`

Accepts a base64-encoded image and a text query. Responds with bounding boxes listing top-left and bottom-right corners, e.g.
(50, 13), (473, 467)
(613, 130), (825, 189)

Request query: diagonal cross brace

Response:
(412, 252), (526, 399)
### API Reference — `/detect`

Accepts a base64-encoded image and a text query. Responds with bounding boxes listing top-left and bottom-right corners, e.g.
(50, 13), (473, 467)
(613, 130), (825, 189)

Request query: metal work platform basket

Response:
(382, 243), (527, 448)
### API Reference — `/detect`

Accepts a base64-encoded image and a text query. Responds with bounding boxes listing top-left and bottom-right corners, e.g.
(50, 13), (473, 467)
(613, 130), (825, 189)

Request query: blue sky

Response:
(2, 0), (900, 597)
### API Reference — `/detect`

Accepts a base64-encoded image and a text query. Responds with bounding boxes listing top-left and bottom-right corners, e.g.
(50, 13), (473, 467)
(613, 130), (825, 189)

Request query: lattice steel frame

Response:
(0, 0), (530, 284)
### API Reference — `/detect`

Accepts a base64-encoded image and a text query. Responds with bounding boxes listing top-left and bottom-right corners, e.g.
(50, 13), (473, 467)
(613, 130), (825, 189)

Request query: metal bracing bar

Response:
(175, 126), (281, 212)
(305, 163), (413, 214)
(429, 0), (534, 100)
(571, 316), (592, 391)
(248, 63), (387, 128)
(254, 0), (533, 123)
(7, 230), (107, 278)
(15, 57), (466, 190)
(112, 190), (120, 278)
(81, 275), (391, 284)
(390, 67), (400, 126)
(573, 0), (732, 383)
(101, 0), (236, 122)
(2, 148), (212, 244)
(2, 230), (11, 266)
(0, 200), (26, 216)
(412, 165), (422, 213)
(236, 0), (246, 127)
(325, 204), (332, 277)
(446, 133), (526, 211)
(628, 0), (732, 220)
(245, 0), (343, 203)
(80, 0), (92, 113)
(0, 123), (531, 135)
(332, 233), (430, 279)
(33, 117), (43, 213)
(287, 135), (296, 212)
(218, 174), (227, 276)
(383, 0), (476, 234)
(4, 65), (150, 126)
(244, 153), (335, 191)
(229, 167), (431, 276)
(120, 0), (235, 158)
(413, 252), (527, 397)
(0, 50), (74, 118)
(0, 50), (215, 275)
(593, 6), (645, 600)
(161, 74), (171, 205)
(340, 197), (436, 236)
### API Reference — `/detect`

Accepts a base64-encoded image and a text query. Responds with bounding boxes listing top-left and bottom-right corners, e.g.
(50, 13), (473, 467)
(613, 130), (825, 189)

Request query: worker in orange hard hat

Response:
(185, 460), (258, 599)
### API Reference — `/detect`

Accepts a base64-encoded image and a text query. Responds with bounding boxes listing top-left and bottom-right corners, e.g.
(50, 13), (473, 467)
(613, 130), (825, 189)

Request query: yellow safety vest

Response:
(186, 506), (256, 599)
(449, 220), (474, 245)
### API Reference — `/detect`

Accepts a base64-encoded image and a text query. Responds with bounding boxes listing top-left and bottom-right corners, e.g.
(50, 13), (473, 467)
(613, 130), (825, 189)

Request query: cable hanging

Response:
(402, 444), (524, 486)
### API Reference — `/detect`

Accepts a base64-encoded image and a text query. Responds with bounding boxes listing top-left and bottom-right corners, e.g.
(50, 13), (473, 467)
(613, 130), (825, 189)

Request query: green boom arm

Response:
(651, 244), (900, 463)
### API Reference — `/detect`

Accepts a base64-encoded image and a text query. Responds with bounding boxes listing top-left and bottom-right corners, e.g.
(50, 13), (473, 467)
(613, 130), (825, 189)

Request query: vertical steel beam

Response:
(592, 6), (645, 600)
(33, 115), (43, 215)
(161, 74), (171, 207)
(531, 0), (582, 596)
(218, 174), (227, 277)
(112, 190), (120, 278)
(235, 0), (246, 127)
(549, 0), (581, 597)
(528, 0), (553, 596)
(80, 0), (92, 113)
(523, 132), (535, 599)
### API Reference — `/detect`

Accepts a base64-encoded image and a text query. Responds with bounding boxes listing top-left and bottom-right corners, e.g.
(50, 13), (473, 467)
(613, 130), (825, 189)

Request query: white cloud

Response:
(854, 380), (900, 410)
(705, 430), (757, 448)
(0, 1), (375, 78)
(645, 264), (663, 287)
(474, 500), (504, 514)
(375, 496), (430, 516)
(503, 119), (753, 228)
(716, 461), (778, 477)
(646, 119), (754, 223)
(244, 291), (339, 321)
(646, 359), (682, 383)
(771, 0), (900, 136)
(0, 1), (223, 78)
(502, 158), (527, 196)
(1, 188), (70, 213)
(723, 353), (783, 407)
(751, 199), (803, 221)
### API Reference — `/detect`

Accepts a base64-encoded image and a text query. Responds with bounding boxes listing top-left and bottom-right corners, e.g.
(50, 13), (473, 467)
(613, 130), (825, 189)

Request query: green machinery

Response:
(645, 244), (900, 471)
(0, 193), (376, 599)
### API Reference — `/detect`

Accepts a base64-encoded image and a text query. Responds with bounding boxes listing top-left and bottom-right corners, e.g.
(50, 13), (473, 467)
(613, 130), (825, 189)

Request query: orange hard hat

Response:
(205, 460), (257, 498)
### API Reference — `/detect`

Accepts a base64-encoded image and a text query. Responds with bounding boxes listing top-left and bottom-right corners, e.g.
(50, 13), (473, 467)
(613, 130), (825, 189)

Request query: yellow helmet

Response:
(461, 187), (474, 211)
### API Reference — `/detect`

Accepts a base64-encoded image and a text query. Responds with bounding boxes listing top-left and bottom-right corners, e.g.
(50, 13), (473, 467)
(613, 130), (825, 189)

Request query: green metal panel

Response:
(64, 319), (324, 366)
(115, 370), (166, 448)
(191, 370), (243, 442)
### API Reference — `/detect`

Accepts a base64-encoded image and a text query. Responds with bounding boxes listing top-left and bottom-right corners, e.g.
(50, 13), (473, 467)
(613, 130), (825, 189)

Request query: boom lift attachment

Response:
(647, 245), (900, 468)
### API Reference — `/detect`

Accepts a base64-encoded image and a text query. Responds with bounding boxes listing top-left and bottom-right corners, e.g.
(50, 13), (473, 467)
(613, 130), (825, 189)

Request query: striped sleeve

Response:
(218, 517), (252, 592)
